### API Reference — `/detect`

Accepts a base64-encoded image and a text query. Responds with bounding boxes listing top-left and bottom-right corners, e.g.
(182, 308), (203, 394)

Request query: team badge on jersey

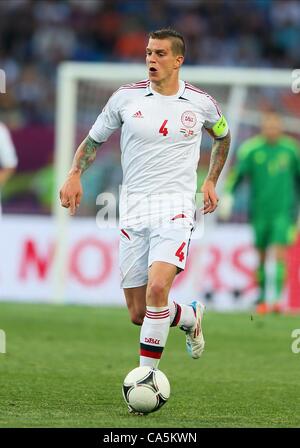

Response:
(181, 111), (197, 128)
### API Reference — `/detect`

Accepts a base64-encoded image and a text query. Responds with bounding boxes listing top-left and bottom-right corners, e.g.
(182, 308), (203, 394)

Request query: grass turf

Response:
(0, 302), (299, 428)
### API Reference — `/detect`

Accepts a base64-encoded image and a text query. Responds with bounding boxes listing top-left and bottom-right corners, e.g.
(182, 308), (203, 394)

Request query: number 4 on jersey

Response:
(159, 119), (168, 136)
(175, 242), (186, 262)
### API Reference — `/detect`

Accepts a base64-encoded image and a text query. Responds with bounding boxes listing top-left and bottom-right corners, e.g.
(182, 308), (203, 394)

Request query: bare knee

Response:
(147, 281), (167, 304)
(124, 285), (146, 326)
(128, 310), (145, 326)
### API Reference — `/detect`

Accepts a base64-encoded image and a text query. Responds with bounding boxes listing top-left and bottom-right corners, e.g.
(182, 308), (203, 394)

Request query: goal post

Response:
(53, 63), (295, 302)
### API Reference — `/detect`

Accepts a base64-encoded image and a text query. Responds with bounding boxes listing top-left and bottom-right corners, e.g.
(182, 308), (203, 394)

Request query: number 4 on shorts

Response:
(175, 242), (186, 262)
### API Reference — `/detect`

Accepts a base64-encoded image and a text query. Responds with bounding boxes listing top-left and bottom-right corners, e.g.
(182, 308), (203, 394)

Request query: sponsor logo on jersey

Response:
(181, 111), (197, 128)
(132, 110), (144, 118)
(144, 337), (160, 345)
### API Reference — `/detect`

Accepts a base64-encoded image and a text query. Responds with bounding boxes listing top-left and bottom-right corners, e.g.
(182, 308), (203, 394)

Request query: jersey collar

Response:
(145, 80), (185, 99)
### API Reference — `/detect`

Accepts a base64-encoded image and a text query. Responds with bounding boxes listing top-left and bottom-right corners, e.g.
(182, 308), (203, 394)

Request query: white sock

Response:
(140, 306), (170, 368)
(170, 301), (196, 328)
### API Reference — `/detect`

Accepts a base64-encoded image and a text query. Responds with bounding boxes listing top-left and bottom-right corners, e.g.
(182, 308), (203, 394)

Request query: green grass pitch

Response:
(0, 302), (299, 428)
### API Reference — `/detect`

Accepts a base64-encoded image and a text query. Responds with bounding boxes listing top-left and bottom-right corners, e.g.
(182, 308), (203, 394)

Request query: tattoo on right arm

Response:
(71, 136), (101, 175)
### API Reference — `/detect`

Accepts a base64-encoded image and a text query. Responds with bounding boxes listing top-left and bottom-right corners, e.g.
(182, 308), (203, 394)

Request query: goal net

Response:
(53, 63), (299, 309)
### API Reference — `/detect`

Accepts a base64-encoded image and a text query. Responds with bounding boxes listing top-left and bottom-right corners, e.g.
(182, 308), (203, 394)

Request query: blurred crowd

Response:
(1, 0), (300, 126)
(0, 0), (299, 215)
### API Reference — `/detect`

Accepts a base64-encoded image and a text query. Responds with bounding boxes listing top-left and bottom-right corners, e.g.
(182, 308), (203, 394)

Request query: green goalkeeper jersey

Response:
(227, 135), (300, 221)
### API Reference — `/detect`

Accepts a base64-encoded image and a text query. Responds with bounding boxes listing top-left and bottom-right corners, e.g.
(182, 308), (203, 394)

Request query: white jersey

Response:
(0, 122), (18, 170)
(89, 79), (228, 228)
(0, 121), (18, 215)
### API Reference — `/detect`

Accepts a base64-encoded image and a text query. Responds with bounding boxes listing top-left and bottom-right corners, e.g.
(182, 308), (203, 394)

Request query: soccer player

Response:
(60, 29), (231, 368)
(221, 112), (300, 313)
(0, 121), (18, 216)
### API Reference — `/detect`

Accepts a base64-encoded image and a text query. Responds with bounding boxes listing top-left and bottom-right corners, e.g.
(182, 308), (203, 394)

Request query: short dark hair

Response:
(148, 28), (185, 56)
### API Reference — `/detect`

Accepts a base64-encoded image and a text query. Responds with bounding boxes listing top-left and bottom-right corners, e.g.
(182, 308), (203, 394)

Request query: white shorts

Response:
(119, 218), (194, 288)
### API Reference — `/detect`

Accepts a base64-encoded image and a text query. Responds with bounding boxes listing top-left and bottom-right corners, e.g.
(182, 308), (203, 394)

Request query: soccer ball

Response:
(122, 366), (170, 414)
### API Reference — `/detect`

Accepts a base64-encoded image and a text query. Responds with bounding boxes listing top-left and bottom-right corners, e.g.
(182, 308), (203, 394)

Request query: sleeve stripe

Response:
(185, 83), (222, 116)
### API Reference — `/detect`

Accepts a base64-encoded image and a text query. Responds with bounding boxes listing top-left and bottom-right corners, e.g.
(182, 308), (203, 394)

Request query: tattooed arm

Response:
(201, 130), (231, 214)
(70, 135), (100, 175)
(60, 135), (101, 215)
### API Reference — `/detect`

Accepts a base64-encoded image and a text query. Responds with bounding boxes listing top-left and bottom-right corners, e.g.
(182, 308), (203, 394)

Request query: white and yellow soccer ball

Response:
(122, 366), (170, 414)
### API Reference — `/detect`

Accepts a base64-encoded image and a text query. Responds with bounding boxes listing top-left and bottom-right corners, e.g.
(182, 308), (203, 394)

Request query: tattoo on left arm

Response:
(206, 131), (231, 185)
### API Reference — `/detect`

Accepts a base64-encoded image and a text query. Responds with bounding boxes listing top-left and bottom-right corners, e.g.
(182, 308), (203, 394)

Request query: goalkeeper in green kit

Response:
(220, 112), (300, 314)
